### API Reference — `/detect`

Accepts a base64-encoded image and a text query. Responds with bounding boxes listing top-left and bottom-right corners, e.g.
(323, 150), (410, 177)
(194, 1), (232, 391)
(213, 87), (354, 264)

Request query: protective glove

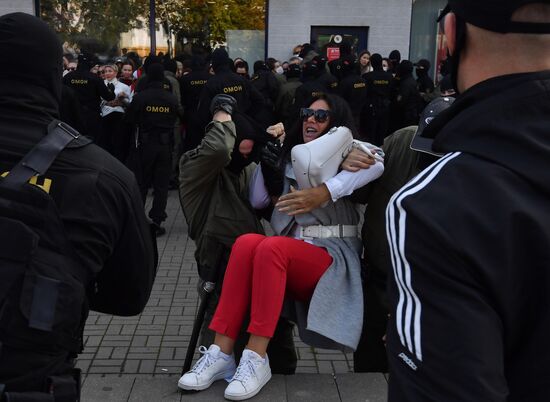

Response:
(210, 94), (237, 116)
(260, 140), (284, 197)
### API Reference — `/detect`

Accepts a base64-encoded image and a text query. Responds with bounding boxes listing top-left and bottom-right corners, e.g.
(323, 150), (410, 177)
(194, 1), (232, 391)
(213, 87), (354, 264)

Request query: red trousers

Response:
(209, 234), (333, 339)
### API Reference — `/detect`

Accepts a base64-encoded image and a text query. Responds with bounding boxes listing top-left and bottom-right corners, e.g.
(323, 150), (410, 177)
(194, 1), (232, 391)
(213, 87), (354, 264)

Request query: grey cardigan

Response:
(271, 164), (363, 352)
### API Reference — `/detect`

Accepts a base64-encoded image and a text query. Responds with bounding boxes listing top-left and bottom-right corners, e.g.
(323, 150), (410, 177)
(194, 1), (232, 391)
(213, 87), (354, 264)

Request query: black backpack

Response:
(0, 121), (89, 401)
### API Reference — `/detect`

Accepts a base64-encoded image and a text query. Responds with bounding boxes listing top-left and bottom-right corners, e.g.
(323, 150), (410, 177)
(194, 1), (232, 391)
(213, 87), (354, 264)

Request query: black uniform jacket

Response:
(180, 70), (210, 118)
(386, 71), (550, 402)
(0, 82), (157, 317)
(197, 66), (265, 129)
(126, 82), (179, 135)
(62, 69), (114, 113)
(363, 69), (393, 109)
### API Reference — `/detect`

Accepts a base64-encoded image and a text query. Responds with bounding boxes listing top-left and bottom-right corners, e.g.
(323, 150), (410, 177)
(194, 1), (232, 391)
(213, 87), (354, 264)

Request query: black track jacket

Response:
(386, 72), (550, 402)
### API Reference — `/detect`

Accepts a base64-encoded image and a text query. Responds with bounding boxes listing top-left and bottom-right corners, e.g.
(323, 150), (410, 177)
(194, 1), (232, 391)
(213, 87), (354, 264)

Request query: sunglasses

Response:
(300, 108), (331, 123)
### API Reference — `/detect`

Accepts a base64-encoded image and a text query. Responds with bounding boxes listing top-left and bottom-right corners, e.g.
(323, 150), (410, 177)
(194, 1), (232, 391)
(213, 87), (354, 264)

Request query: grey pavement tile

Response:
(85, 335), (103, 347)
(295, 367), (319, 373)
(178, 380), (227, 401)
(331, 361), (353, 374)
(286, 374), (339, 402)
(112, 347), (129, 359)
(317, 361), (335, 374)
(139, 360), (157, 374)
(96, 347), (113, 359)
(128, 377), (181, 402)
(127, 353), (158, 360)
(123, 360), (140, 374)
(81, 376), (135, 402)
(335, 373), (388, 402)
(89, 366), (126, 374)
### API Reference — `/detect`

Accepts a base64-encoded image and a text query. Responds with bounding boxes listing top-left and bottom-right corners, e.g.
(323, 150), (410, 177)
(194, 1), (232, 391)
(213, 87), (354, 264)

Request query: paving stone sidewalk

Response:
(77, 191), (388, 401)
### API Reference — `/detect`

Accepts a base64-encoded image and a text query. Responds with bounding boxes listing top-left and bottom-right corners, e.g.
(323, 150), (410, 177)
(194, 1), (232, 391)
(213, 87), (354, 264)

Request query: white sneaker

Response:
(178, 345), (236, 391)
(224, 349), (272, 401)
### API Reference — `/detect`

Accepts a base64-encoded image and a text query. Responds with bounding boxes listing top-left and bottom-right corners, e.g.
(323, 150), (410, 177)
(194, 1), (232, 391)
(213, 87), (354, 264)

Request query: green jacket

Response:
(178, 120), (264, 279)
(359, 126), (421, 280)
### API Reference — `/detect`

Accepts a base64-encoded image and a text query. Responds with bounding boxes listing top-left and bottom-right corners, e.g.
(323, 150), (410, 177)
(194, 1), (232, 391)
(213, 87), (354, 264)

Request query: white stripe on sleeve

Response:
(386, 152), (461, 362)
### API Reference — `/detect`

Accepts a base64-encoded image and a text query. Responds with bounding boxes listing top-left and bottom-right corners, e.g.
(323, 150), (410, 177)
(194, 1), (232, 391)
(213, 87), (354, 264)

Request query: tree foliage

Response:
(157, 0), (265, 46)
(41, 0), (149, 53)
(40, 0), (265, 52)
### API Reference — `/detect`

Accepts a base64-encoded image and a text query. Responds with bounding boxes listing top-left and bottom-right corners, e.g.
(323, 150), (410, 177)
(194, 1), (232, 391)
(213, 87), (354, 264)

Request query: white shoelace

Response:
(190, 346), (216, 375)
(232, 356), (260, 383)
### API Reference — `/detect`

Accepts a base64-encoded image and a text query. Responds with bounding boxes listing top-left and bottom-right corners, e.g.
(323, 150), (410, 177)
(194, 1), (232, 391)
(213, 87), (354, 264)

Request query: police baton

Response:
(182, 280), (216, 374)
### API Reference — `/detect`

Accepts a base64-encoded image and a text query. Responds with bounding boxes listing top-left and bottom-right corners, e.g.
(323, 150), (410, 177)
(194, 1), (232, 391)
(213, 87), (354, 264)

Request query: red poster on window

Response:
(327, 47), (340, 61)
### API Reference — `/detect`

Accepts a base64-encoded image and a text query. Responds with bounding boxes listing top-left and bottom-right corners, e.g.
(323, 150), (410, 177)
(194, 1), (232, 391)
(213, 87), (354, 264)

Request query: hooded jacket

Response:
(0, 13), (156, 317)
(386, 71), (550, 402)
(178, 121), (264, 281)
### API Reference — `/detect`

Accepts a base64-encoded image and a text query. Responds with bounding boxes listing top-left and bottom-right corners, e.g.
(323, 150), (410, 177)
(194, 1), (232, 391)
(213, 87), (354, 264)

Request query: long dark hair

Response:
(281, 93), (357, 161)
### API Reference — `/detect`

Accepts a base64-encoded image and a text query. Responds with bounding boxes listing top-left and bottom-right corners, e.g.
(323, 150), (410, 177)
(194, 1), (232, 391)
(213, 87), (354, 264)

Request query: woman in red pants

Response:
(179, 94), (384, 400)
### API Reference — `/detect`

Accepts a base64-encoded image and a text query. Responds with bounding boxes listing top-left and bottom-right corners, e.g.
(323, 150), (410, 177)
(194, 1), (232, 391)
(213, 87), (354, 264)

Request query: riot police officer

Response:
(362, 53), (394, 145)
(337, 54), (367, 138)
(126, 63), (179, 236)
(0, 13), (156, 400)
(196, 48), (265, 131)
(180, 56), (210, 152)
(63, 53), (115, 141)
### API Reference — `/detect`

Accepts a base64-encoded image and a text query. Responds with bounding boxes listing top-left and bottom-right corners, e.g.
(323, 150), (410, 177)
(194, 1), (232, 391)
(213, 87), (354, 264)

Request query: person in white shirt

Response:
(100, 63), (132, 162)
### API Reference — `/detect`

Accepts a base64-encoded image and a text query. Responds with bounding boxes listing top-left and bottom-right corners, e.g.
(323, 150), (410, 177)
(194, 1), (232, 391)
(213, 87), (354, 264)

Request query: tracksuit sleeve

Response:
(385, 175), (508, 402)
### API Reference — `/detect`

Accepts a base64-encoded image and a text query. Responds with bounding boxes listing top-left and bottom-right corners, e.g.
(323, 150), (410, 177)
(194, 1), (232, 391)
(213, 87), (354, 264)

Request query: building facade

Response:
(0, 0), (35, 17)
(267, 0), (413, 62)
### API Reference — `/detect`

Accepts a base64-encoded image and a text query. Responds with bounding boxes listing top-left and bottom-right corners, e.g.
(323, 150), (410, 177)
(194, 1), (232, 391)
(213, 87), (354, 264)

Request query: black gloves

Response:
(260, 140), (284, 197)
(210, 94), (237, 116)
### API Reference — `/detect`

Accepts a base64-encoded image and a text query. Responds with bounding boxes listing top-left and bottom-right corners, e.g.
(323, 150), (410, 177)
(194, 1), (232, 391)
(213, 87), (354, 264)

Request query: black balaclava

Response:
(370, 53), (383, 71)
(302, 58), (321, 80)
(396, 60), (414, 79)
(77, 53), (94, 72)
(148, 63), (165, 82)
(336, 54), (356, 79)
(211, 48), (231, 73)
(286, 64), (301, 79)
(163, 58), (177, 74)
(415, 59), (431, 77)
(190, 55), (206, 72)
(0, 12), (63, 119)
(227, 112), (269, 174)
(253, 60), (269, 75)
(389, 50), (401, 65)
(143, 55), (163, 75)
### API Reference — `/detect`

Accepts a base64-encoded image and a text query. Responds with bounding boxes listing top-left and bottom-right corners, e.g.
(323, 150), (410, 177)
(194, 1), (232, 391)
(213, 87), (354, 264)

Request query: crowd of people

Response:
(1, 0), (550, 401)
(58, 41), (452, 238)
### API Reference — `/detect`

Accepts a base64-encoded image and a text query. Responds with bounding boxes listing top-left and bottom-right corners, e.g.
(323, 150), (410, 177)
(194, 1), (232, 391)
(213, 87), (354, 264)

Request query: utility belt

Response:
(138, 129), (172, 146)
(299, 224), (358, 240)
(0, 369), (80, 402)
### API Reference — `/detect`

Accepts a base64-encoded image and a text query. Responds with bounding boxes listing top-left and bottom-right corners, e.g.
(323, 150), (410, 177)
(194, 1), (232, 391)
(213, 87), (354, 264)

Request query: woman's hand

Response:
(341, 148), (376, 172)
(276, 185), (331, 216)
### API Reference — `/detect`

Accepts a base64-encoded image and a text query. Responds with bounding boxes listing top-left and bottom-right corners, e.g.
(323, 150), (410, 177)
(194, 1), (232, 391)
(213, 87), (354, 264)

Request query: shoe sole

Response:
(224, 371), (272, 401)
(178, 368), (236, 391)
